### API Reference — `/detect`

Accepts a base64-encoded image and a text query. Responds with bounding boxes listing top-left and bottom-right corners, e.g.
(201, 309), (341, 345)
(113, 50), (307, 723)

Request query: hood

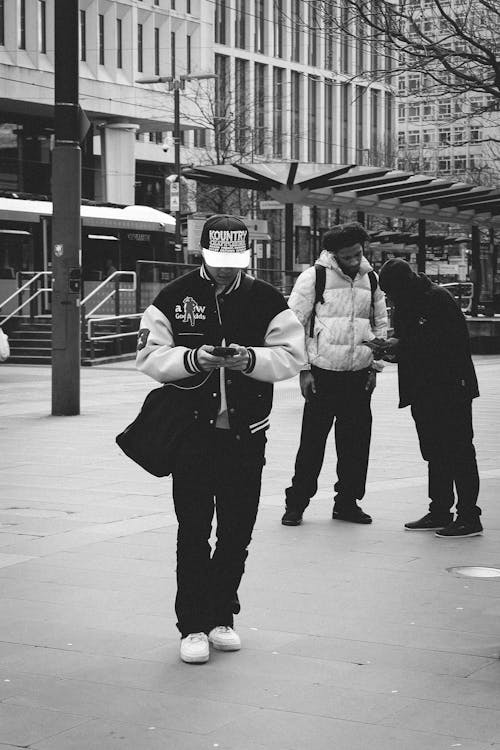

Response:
(316, 249), (373, 277)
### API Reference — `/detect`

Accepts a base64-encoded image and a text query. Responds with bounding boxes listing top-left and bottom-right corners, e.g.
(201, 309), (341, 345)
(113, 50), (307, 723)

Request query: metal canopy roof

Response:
(183, 162), (500, 228)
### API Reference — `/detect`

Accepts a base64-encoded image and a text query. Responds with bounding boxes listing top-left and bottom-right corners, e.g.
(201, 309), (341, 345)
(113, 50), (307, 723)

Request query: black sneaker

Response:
(435, 518), (483, 538)
(404, 512), (452, 531)
(281, 509), (303, 526)
(332, 501), (372, 524)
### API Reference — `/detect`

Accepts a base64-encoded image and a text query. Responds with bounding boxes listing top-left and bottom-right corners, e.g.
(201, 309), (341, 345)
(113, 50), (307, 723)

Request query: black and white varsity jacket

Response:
(136, 266), (306, 439)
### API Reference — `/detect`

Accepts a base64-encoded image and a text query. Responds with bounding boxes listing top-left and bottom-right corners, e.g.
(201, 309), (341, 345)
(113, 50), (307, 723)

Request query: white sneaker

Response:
(208, 626), (241, 651)
(180, 632), (209, 664)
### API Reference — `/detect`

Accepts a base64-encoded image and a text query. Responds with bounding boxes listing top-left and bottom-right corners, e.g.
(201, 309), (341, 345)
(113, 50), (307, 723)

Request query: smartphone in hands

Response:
(212, 346), (238, 357)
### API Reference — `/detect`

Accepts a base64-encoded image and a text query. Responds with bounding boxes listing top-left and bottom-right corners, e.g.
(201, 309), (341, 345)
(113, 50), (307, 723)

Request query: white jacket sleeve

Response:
(136, 304), (200, 383)
(242, 308), (307, 383)
(372, 285), (388, 339)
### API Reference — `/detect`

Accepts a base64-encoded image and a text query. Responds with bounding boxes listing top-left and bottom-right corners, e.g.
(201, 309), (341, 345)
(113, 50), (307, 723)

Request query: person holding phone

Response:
(136, 214), (305, 664)
(282, 222), (388, 527)
(377, 258), (482, 538)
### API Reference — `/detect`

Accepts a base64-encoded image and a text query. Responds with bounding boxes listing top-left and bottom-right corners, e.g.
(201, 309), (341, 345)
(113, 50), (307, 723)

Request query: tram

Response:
(0, 194), (175, 314)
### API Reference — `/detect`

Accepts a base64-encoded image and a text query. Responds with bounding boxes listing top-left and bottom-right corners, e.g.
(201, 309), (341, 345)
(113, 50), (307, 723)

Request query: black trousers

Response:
(285, 367), (372, 511)
(411, 387), (480, 522)
(171, 428), (265, 637)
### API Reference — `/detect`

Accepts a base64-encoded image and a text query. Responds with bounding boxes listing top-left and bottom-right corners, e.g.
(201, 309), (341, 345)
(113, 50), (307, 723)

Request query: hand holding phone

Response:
(211, 346), (238, 357)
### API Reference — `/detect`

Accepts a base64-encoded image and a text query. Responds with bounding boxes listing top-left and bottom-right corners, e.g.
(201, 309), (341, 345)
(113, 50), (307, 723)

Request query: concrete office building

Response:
(0, 0), (213, 206)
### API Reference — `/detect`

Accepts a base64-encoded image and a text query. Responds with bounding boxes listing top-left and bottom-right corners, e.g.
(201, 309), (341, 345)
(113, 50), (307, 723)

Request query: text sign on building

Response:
(170, 181), (180, 211)
(259, 200), (284, 210)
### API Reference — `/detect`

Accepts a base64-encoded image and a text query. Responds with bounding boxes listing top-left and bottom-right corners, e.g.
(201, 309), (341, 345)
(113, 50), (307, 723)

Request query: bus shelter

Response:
(183, 161), (500, 313)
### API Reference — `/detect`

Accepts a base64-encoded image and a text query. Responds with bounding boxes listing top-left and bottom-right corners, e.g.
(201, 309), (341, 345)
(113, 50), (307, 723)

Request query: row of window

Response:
(397, 155), (481, 174)
(399, 128), (483, 146)
(398, 100), (490, 122)
(214, 53), (393, 163)
(214, 0), (391, 75)
(79, 10), (190, 77)
(136, 128), (207, 148)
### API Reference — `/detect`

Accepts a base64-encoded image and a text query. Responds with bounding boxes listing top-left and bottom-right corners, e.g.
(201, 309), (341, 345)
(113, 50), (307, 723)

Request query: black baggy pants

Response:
(285, 367), (372, 511)
(171, 428), (265, 637)
(411, 387), (480, 522)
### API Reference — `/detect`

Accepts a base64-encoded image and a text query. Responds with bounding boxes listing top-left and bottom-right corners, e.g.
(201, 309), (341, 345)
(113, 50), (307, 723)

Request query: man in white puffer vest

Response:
(282, 222), (388, 526)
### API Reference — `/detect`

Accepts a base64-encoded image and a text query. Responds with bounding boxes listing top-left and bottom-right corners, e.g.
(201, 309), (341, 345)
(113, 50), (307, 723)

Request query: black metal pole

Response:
(173, 83), (182, 256)
(470, 225), (481, 316)
(52, 0), (81, 415)
(417, 218), (426, 273)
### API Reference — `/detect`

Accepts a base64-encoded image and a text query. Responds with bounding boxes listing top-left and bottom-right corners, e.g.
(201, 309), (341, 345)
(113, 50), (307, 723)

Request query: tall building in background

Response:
(396, 0), (500, 186)
(213, 0), (395, 166)
(0, 0), (213, 206)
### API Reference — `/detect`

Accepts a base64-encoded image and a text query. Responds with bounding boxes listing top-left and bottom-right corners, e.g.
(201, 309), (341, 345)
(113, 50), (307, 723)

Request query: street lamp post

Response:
(136, 74), (216, 259)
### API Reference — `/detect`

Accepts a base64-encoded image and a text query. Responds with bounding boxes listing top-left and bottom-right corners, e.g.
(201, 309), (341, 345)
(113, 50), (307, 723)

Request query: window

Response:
(18, 0), (26, 49)
(117, 19), (123, 69)
(309, 3), (319, 67)
(155, 28), (160, 76)
(186, 34), (191, 74)
(423, 103), (434, 119)
(355, 85), (364, 160)
(408, 130), (420, 146)
(0, 0), (4, 46)
(171, 31), (176, 77)
(453, 128), (464, 144)
(308, 76), (319, 161)
(291, 0), (302, 63)
(340, 1), (349, 73)
(38, 1), (46, 53)
(470, 128), (482, 142)
(438, 157), (451, 173)
(422, 129), (433, 144)
(469, 97), (483, 112)
(369, 88), (380, 149)
(235, 0), (246, 49)
(398, 131), (405, 146)
(215, 0), (227, 44)
(398, 103), (406, 121)
(235, 58), (248, 152)
(398, 78), (405, 94)
(438, 128), (450, 144)
(254, 62), (266, 155)
(454, 155), (467, 172)
(408, 103), (420, 121)
(154, 0), (159, 5)
(80, 10), (86, 61)
(99, 14), (105, 65)
(341, 82), (352, 162)
(408, 74), (420, 92)
(215, 54), (229, 153)
(171, 0), (175, 8)
(273, 0), (283, 57)
(187, 0), (191, 13)
(273, 67), (284, 157)
(194, 128), (206, 148)
(138, 24), (143, 72)
(438, 101), (451, 119)
(325, 2), (334, 69)
(254, 0), (264, 53)
(325, 79), (334, 162)
(291, 71), (302, 159)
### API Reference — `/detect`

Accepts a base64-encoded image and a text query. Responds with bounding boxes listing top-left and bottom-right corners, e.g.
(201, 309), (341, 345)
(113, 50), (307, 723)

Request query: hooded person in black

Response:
(377, 258), (482, 538)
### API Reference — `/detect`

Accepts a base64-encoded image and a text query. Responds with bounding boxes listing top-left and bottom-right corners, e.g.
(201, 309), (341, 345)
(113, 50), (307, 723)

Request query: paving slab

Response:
(1, 356), (500, 749)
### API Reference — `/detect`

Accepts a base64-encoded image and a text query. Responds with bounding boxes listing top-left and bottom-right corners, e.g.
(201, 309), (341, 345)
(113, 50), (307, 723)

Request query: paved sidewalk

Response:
(1, 356), (500, 750)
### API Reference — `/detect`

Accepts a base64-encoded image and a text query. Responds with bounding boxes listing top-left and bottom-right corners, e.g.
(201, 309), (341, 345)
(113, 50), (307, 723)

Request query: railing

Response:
(440, 282), (474, 313)
(0, 271), (52, 325)
(80, 271), (137, 360)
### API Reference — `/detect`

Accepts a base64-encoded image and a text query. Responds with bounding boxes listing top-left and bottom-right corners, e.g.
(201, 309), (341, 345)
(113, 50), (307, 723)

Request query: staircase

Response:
(5, 316), (122, 365)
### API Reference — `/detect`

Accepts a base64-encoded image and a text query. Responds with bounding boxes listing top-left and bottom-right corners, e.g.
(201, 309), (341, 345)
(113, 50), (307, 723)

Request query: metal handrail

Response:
(87, 313), (142, 341)
(0, 271), (52, 312)
(80, 271), (136, 309)
(0, 287), (52, 325)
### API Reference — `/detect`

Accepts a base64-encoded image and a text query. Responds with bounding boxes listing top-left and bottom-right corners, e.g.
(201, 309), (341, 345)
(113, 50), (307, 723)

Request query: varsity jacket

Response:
(288, 250), (388, 372)
(136, 266), (306, 439)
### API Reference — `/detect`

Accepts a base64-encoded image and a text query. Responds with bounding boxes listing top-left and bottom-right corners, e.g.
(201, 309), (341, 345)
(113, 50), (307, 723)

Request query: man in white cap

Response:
(136, 214), (305, 664)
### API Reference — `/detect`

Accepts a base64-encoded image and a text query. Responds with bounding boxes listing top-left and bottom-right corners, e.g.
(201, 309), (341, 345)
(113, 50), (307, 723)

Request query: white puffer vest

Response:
(288, 251), (388, 372)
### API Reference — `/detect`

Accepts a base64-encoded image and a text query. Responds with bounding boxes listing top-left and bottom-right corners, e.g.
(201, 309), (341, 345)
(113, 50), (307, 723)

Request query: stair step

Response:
(8, 355), (52, 365)
(9, 338), (52, 348)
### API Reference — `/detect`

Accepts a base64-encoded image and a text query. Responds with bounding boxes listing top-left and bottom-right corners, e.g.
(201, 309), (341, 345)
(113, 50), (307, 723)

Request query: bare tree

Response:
(180, 80), (275, 215)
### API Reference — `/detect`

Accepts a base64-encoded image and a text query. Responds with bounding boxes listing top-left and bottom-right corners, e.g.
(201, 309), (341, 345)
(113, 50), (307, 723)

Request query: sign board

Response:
(170, 181), (180, 212)
(259, 200), (284, 210)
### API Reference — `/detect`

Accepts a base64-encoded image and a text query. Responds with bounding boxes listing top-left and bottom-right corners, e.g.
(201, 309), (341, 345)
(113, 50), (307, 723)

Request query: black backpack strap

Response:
(309, 264), (326, 338)
(368, 270), (378, 327)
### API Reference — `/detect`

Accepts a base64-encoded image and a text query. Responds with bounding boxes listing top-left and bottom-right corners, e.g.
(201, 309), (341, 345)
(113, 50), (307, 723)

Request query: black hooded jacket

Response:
(391, 274), (479, 408)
